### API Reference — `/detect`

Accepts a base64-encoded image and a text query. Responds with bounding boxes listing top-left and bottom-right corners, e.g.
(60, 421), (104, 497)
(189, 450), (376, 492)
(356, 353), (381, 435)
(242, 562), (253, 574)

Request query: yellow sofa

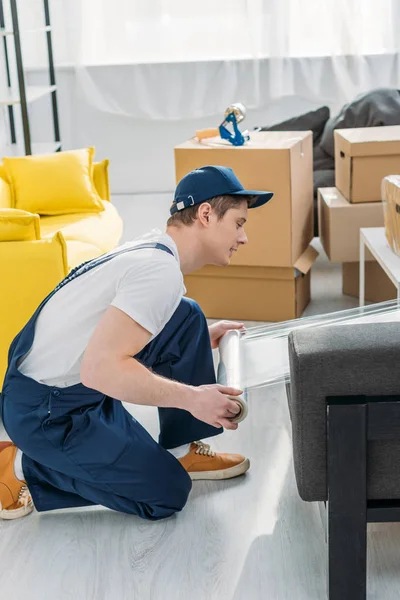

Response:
(0, 160), (123, 389)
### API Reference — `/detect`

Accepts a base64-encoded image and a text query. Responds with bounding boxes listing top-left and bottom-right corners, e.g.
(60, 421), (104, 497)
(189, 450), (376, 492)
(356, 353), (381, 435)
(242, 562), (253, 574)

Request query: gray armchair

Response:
(288, 322), (400, 600)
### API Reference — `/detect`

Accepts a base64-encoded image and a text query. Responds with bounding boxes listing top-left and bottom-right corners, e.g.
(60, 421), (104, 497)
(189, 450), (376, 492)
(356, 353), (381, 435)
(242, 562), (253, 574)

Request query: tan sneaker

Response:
(178, 441), (250, 481)
(0, 442), (33, 520)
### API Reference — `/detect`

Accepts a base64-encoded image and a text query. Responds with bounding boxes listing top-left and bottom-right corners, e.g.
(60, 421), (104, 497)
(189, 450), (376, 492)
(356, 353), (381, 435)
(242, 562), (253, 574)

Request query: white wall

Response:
(24, 68), (323, 194)
(1, 1), (399, 196)
(0, 48), (323, 196)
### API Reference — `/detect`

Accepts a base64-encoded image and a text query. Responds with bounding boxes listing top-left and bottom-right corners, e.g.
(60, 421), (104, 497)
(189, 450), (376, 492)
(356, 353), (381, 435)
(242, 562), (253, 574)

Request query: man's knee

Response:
(160, 468), (192, 516)
(123, 464), (192, 520)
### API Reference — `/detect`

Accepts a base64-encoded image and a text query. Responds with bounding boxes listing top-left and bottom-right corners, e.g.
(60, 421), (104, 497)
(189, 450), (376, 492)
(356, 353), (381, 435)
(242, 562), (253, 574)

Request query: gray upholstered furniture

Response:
(288, 321), (400, 600)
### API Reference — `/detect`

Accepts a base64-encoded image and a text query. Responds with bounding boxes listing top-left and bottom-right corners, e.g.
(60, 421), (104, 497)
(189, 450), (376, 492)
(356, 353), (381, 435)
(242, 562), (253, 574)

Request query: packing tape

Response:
(217, 329), (248, 423)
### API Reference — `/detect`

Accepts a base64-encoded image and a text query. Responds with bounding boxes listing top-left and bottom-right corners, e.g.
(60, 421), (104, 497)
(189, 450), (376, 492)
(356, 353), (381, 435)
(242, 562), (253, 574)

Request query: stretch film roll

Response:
(217, 301), (400, 403)
(217, 330), (248, 423)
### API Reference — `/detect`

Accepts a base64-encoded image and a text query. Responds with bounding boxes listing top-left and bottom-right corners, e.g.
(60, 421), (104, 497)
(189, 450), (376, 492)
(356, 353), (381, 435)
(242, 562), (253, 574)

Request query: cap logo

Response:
(187, 195), (194, 205)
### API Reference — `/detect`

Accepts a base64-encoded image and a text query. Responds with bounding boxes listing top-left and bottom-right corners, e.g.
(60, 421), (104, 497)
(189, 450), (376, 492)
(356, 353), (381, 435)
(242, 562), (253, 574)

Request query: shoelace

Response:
(17, 486), (31, 509)
(194, 441), (216, 457)
(0, 485), (31, 513)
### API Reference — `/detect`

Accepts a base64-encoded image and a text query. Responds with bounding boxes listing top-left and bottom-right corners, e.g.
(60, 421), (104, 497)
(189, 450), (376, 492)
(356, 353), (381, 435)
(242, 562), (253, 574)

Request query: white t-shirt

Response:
(18, 229), (186, 387)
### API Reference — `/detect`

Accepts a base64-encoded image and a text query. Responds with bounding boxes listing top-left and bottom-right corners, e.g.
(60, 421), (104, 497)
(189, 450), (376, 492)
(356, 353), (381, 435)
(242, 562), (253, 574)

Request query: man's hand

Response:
(189, 384), (242, 430)
(208, 320), (245, 350)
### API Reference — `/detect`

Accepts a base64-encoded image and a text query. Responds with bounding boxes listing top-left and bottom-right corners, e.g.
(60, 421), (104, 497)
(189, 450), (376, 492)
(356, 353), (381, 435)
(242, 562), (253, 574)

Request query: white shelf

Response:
(25, 26), (52, 34)
(0, 85), (57, 105)
(0, 26), (52, 37)
(361, 227), (400, 282)
(3, 142), (61, 156)
(31, 142), (61, 155)
(359, 227), (400, 306)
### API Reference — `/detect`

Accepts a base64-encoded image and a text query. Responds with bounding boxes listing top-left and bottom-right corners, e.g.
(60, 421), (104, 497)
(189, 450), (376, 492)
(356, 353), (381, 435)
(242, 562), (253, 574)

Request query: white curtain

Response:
(64, 0), (400, 120)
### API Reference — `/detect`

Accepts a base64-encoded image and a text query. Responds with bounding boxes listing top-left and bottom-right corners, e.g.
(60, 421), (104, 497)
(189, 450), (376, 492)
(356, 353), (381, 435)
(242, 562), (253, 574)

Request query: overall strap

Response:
(53, 242), (174, 294)
(6, 242), (175, 368)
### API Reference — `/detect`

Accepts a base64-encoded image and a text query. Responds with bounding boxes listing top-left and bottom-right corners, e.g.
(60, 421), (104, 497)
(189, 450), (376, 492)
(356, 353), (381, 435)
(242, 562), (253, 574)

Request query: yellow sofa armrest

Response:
(93, 160), (110, 201)
(0, 232), (68, 388)
(0, 169), (12, 208)
(0, 208), (40, 241)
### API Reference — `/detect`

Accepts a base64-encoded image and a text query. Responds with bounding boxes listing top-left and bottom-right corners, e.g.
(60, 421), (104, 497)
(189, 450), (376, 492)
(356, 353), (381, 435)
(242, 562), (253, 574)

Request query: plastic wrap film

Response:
(217, 330), (249, 423)
(218, 300), (400, 396)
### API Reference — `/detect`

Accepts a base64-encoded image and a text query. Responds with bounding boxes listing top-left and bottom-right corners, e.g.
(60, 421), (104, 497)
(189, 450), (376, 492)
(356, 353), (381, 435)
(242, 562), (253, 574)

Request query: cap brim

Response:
(230, 190), (274, 209)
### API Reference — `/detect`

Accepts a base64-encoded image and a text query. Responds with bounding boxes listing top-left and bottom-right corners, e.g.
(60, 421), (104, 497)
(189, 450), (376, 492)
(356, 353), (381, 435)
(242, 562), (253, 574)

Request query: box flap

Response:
(335, 126), (400, 157)
(318, 186), (350, 208)
(294, 245), (319, 274)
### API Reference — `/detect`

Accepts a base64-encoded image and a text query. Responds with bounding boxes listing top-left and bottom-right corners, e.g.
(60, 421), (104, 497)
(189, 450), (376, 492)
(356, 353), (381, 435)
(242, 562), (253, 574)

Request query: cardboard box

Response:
(335, 125), (400, 203)
(342, 261), (396, 303)
(184, 245), (318, 322)
(174, 131), (313, 268)
(382, 175), (400, 255)
(318, 187), (384, 262)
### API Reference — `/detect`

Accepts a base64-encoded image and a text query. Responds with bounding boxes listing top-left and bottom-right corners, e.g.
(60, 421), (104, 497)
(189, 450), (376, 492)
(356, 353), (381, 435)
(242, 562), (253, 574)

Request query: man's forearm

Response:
(81, 355), (194, 410)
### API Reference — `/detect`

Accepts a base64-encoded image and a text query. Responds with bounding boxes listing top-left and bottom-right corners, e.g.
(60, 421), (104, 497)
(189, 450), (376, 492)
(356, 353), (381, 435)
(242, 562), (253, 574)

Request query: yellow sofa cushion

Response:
(93, 159), (110, 201)
(0, 208), (40, 241)
(3, 147), (105, 216)
(40, 200), (123, 255)
(0, 160), (108, 208)
(0, 166), (11, 208)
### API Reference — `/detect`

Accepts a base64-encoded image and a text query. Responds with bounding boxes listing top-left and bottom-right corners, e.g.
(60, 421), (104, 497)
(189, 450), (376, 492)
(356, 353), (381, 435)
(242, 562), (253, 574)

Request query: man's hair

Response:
(167, 194), (256, 227)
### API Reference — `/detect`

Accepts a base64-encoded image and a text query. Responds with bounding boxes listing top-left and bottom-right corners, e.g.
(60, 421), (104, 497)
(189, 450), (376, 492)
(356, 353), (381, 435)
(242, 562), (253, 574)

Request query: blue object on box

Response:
(219, 110), (250, 146)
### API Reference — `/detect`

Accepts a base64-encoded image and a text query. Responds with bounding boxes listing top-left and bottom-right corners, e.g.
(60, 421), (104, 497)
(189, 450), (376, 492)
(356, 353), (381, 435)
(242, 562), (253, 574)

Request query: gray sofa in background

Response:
(288, 322), (400, 600)
(258, 87), (400, 236)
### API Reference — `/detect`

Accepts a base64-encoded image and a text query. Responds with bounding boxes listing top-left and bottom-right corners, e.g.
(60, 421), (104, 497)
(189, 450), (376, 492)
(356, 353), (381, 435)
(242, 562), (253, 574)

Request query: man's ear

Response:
(197, 202), (212, 225)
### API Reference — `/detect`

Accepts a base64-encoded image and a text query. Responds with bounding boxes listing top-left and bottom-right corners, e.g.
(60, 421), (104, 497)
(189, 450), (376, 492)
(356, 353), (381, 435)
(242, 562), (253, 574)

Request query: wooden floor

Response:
(0, 386), (327, 600)
(3, 385), (400, 600)
(2, 235), (400, 600)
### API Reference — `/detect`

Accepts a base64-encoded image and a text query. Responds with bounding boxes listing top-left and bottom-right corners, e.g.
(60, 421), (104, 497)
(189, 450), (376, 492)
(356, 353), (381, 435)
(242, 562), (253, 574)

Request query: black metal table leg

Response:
(327, 402), (367, 600)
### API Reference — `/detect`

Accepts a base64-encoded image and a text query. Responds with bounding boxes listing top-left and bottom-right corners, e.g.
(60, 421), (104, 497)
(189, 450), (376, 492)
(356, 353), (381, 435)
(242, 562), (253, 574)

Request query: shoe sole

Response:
(188, 458), (250, 481)
(0, 501), (34, 520)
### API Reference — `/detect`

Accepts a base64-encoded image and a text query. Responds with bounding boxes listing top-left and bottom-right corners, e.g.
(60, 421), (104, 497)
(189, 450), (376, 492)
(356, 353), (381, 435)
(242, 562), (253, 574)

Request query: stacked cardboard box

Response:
(342, 262), (396, 301)
(382, 175), (400, 256)
(335, 126), (400, 203)
(174, 131), (317, 321)
(318, 125), (400, 302)
(318, 187), (384, 263)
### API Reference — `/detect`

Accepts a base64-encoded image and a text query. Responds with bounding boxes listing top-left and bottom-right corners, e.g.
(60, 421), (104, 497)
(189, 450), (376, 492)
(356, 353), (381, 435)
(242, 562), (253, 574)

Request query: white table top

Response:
(360, 227), (400, 285)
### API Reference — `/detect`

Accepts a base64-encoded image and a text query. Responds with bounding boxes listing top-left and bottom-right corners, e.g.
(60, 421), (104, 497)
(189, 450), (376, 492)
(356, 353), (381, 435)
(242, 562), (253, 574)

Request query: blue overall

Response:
(0, 243), (222, 520)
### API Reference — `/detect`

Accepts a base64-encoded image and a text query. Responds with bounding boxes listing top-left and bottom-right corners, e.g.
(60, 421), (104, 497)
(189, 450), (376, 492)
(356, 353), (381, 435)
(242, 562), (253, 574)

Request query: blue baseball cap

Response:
(170, 166), (273, 215)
